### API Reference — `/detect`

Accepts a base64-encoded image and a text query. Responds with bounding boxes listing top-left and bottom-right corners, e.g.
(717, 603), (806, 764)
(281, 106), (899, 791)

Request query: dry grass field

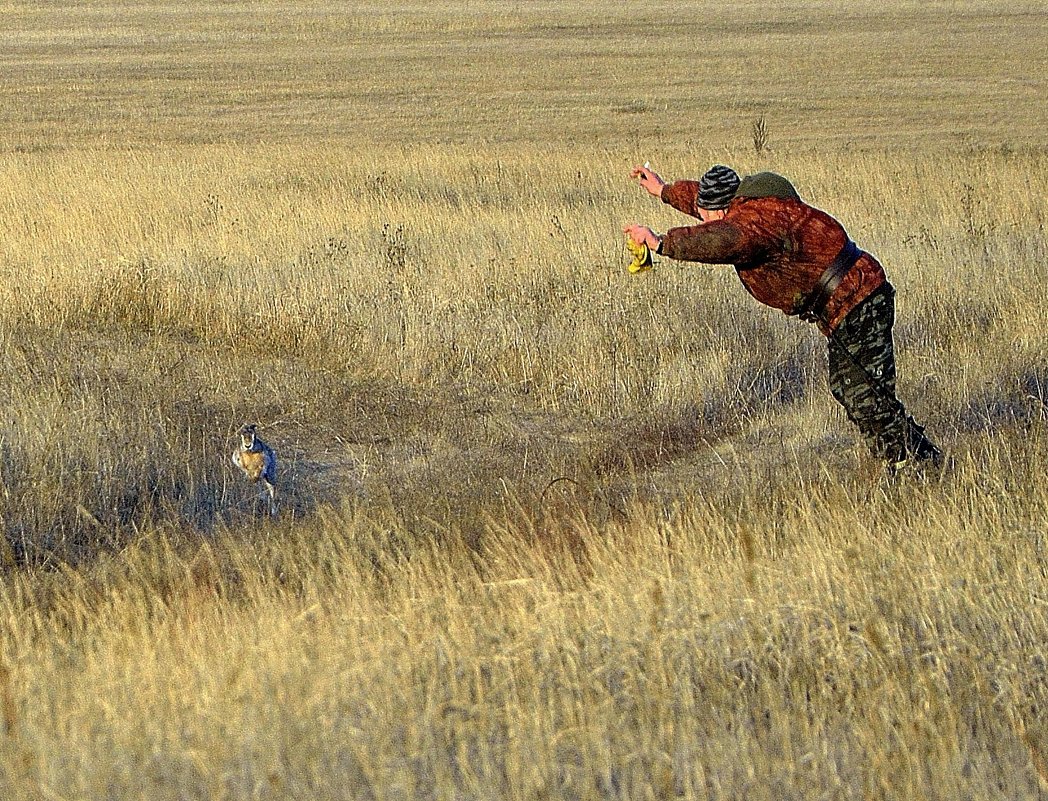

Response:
(1, 1), (1047, 798)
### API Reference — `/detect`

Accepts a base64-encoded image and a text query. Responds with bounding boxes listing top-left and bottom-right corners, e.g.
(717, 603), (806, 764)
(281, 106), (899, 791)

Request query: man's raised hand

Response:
(630, 162), (666, 198)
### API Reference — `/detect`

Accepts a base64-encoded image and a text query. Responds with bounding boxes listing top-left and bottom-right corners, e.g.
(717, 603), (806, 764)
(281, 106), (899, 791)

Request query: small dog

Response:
(231, 424), (277, 516)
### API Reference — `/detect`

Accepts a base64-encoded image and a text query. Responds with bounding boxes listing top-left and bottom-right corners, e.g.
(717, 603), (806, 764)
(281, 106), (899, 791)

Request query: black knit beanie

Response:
(698, 165), (741, 210)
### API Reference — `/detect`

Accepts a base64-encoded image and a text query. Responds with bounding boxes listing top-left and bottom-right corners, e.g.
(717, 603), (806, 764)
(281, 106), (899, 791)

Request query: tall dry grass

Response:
(1, 460), (1046, 798)
(0, 0), (1046, 798)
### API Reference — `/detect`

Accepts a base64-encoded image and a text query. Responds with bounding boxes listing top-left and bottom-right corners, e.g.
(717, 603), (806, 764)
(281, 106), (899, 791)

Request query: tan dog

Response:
(232, 424), (277, 516)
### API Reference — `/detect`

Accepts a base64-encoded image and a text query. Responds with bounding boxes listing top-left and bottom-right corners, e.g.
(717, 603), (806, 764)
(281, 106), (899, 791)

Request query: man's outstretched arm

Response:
(624, 220), (749, 265)
(659, 219), (749, 264)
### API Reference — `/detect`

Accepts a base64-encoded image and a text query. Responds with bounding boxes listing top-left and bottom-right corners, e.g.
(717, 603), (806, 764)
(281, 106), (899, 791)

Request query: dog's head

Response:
(238, 423), (258, 450)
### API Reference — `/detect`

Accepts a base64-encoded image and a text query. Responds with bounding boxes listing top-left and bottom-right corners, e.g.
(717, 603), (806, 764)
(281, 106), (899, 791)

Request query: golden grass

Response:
(0, 1), (1046, 798)
(2, 469), (1047, 798)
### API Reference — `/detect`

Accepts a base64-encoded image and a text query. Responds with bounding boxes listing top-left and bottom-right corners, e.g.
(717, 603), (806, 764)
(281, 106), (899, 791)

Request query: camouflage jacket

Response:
(658, 172), (886, 334)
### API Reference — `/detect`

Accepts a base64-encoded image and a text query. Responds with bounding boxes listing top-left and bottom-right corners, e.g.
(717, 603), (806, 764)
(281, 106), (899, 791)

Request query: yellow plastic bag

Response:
(625, 237), (653, 274)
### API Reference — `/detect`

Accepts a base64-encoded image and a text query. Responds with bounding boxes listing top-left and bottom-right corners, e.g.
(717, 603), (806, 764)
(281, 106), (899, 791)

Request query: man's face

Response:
(697, 207), (728, 223)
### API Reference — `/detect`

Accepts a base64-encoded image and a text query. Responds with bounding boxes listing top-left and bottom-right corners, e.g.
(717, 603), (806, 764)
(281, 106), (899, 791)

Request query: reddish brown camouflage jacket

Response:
(658, 178), (886, 334)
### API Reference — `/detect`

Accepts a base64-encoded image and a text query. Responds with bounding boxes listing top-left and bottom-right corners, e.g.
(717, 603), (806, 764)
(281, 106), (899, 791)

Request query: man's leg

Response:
(827, 284), (942, 470)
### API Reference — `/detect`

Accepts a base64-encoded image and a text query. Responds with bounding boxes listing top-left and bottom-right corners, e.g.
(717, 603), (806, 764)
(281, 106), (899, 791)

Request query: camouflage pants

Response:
(827, 283), (940, 466)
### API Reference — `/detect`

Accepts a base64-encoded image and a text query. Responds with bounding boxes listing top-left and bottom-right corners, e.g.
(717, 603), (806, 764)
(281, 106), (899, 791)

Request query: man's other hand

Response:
(622, 224), (662, 252)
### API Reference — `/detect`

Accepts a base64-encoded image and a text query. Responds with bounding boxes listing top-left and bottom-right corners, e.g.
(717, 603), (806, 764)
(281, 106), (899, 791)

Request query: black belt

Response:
(796, 240), (862, 323)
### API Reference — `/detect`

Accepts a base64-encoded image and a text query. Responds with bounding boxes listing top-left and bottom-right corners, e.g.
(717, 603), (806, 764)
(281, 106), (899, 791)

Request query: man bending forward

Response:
(624, 164), (942, 475)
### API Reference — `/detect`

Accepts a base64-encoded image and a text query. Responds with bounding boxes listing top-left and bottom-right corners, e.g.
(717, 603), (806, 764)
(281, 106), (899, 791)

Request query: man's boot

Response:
(905, 417), (944, 468)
